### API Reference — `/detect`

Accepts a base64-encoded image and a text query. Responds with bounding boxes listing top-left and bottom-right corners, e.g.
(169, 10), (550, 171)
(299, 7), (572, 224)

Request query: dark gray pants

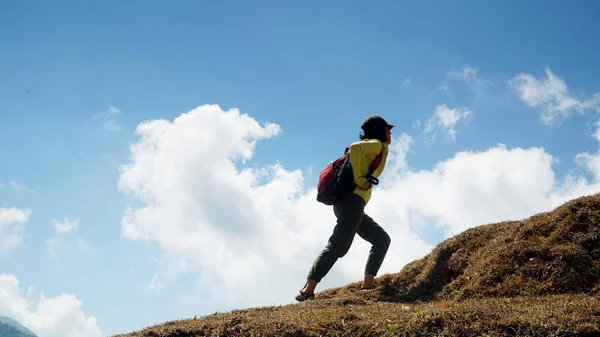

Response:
(307, 193), (391, 282)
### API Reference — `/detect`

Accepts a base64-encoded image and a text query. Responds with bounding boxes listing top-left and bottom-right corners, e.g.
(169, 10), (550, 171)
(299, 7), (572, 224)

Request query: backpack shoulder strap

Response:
(365, 143), (384, 185)
(367, 143), (384, 175)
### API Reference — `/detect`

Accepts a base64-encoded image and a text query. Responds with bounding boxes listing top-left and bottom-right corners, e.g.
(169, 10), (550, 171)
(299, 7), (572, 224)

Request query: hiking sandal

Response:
(295, 290), (315, 302)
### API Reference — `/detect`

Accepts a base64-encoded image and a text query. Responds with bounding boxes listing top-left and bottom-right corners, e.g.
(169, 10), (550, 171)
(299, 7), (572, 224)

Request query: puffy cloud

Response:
(424, 104), (473, 142)
(382, 133), (413, 177)
(51, 218), (79, 234)
(118, 104), (600, 312)
(45, 218), (86, 258)
(0, 208), (32, 256)
(118, 105), (340, 306)
(377, 143), (600, 238)
(0, 273), (102, 337)
(510, 66), (600, 125)
(575, 121), (600, 181)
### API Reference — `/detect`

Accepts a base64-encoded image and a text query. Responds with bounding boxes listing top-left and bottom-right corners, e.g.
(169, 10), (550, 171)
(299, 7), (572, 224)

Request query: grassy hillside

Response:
(114, 193), (600, 336)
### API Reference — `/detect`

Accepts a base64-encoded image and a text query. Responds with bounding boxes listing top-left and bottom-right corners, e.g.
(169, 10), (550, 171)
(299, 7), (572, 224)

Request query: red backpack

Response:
(316, 145), (384, 205)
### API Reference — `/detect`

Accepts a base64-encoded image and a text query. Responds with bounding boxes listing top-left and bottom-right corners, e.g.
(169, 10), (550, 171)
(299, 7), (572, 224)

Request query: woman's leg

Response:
(357, 213), (391, 289)
(298, 194), (365, 298)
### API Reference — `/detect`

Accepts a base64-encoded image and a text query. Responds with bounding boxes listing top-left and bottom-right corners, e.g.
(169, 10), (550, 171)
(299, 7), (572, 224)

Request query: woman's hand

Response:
(360, 181), (371, 190)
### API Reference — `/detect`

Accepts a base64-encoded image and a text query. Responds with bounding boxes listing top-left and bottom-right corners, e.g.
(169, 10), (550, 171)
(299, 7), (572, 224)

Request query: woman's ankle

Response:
(302, 279), (318, 294)
(361, 274), (375, 288)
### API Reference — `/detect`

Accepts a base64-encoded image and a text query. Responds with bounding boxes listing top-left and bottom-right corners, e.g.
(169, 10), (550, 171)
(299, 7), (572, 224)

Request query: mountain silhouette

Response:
(0, 316), (37, 337)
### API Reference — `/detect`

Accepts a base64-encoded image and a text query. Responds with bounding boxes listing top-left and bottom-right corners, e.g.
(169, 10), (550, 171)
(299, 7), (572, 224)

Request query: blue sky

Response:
(1, 1), (600, 336)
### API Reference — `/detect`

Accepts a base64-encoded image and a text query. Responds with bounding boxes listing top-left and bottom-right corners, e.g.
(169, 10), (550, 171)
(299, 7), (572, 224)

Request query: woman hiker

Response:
(295, 115), (394, 302)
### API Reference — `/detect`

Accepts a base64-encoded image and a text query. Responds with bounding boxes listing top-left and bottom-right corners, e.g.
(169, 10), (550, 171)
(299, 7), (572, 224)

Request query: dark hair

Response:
(359, 125), (387, 143)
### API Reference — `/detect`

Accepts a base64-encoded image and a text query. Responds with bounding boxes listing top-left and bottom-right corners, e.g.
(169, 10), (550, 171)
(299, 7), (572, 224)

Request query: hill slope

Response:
(0, 322), (32, 337)
(319, 191), (600, 303)
(0, 317), (37, 337)
(113, 193), (600, 337)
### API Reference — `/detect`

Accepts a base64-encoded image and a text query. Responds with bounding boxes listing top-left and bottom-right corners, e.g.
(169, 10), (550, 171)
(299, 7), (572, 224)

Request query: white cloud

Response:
(147, 274), (162, 291)
(102, 120), (120, 132)
(117, 104), (600, 314)
(424, 104), (473, 142)
(93, 105), (122, 131)
(0, 208), (32, 256)
(77, 238), (90, 250)
(448, 64), (478, 81)
(0, 273), (102, 337)
(447, 64), (486, 94)
(437, 83), (449, 92)
(45, 237), (60, 258)
(8, 180), (33, 193)
(382, 133), (413, 178)
(0, 180), (33, 192)
(379, 144), (560, 237)
(45, 218), (86, 258)
(108, 105), (121, 115)
(52, 218), (79, 234)
(510, 66), (600, 125)
(575, 121), (600, 181)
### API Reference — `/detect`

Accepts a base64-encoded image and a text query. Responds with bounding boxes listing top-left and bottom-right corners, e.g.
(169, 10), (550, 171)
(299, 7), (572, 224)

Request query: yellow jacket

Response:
(349, 139), (388, 204)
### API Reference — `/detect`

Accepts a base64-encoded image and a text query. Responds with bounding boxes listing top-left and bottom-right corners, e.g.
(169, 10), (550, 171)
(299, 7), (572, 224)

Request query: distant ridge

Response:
(0, 316), (37, 336)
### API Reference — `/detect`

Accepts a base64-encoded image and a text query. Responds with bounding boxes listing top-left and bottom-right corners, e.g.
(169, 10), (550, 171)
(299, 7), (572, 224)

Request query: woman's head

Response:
(359, 115), (395, 144)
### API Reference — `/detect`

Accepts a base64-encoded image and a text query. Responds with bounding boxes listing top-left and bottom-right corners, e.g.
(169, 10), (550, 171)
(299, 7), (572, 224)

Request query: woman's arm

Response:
(349, 140), (383, 190)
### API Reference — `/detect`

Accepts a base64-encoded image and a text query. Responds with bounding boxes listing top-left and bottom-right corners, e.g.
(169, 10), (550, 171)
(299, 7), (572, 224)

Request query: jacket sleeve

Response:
(349, 140), (383, 188)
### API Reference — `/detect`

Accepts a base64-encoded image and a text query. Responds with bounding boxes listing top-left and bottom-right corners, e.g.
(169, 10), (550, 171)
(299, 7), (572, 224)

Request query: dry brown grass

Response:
(113, 193), (600, 336)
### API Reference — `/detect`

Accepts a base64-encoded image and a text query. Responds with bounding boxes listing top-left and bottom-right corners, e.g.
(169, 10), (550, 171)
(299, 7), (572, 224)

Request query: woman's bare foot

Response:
(360, 274), (375, 289)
